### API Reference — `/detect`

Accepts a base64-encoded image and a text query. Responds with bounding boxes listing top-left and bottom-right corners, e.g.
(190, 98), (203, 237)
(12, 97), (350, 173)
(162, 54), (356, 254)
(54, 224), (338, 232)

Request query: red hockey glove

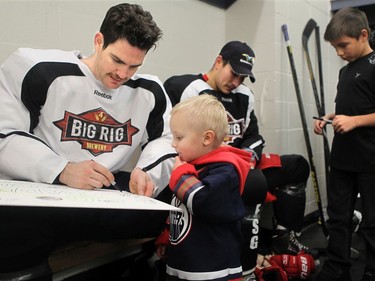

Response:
(255, 260), (288, 281)
(270, 252), (316, 280)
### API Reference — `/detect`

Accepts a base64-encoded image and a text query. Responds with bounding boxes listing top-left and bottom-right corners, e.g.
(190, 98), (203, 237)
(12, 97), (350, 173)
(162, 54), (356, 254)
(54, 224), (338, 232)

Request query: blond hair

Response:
(171, 94), (228, 144)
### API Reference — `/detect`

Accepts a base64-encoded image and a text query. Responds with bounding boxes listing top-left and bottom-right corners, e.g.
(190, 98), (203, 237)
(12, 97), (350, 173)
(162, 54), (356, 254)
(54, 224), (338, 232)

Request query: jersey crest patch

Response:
(169, 196), (191, 245)
(53, 108), (139, 156)
(224, 111), (245, 144)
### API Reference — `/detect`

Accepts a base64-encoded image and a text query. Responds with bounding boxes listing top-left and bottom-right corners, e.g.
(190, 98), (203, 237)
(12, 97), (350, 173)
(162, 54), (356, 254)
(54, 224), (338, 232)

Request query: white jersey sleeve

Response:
(0, 48), (73, 183)
(130, 74), (175, 196)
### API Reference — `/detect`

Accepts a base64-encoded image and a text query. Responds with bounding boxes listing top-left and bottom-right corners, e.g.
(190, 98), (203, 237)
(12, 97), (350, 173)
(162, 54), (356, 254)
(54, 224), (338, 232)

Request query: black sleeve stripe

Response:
(141, 153), (178, 172)
(164, 74), (199, 106)
(0, 130), (59, 155)
(125, 78), (167, 141)
(21, 62), (85, 133)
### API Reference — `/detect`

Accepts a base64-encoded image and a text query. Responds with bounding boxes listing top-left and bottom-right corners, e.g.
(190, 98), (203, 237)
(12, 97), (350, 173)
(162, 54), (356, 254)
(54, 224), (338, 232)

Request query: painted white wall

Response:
(0, 0), (344, 216)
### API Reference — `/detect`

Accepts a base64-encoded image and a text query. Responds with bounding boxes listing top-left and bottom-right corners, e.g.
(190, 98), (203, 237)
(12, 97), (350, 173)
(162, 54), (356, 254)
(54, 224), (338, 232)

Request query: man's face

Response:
(93, 33), (147, 89)
(215, 59), (246, 94)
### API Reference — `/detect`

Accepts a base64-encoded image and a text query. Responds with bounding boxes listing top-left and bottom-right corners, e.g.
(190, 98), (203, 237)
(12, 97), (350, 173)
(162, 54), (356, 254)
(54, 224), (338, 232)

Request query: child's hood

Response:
(190, 146), (252, 194)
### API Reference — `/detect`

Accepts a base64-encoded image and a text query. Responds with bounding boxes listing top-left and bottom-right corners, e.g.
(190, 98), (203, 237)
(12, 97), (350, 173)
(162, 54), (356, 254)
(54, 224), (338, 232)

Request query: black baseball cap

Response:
(219, 41), (256, 82)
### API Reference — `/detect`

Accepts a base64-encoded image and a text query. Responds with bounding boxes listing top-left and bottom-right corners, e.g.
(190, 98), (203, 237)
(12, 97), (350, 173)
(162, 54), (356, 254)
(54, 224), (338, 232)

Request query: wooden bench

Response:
(49, 238), (154, 280)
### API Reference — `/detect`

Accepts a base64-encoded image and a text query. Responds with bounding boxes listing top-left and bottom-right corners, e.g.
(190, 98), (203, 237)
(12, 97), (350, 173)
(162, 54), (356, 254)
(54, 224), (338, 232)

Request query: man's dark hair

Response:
(324, 7), (370, 42)
(99, 3), (162, 51)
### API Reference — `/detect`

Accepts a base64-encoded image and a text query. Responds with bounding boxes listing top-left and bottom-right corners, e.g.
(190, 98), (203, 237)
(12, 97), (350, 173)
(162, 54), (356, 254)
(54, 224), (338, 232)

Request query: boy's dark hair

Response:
(99, 3), (162, 51)
(324, 7), (370, 42)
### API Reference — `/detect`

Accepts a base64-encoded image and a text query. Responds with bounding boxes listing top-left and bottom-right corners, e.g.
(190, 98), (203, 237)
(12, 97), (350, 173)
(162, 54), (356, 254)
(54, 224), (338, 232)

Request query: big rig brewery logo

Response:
(53, 108), (139, 156)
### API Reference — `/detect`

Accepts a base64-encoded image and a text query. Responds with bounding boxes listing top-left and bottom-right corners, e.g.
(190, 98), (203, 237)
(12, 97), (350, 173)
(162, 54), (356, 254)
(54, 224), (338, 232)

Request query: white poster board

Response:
(0, 180), (179, 211)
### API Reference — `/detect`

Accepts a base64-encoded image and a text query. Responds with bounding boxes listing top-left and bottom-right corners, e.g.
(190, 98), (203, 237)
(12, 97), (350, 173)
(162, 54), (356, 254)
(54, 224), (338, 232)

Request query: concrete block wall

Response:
(0, 0), (342, 216)
(225, 0), (344, 215)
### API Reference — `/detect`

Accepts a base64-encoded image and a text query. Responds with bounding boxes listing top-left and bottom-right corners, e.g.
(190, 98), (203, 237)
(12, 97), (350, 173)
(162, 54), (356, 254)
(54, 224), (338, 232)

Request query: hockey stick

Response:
(302, 19), (331, 207)
(315, 23), (329, 142)
(315, 24), (326, 115)
(282, 24), (328, 237)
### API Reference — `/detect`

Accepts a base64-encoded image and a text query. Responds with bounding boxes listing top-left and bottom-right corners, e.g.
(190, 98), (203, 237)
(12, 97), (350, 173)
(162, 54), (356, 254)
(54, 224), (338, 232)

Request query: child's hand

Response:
(156, 244), (167, 260)
(173, 155), (186, 170)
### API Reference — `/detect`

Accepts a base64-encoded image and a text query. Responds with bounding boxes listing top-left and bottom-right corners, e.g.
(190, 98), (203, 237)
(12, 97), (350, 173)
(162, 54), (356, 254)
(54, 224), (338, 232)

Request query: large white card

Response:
(0, 180), (179, 211)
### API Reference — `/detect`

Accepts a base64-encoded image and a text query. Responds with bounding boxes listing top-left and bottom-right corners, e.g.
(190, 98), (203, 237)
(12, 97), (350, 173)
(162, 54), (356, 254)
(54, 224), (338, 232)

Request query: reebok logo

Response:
(221, 97), (232, 103)
(94, 90), (112, 100)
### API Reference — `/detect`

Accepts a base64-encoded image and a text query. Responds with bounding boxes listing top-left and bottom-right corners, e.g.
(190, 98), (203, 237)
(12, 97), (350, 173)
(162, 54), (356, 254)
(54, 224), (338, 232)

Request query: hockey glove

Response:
(270, 252), (316, 280)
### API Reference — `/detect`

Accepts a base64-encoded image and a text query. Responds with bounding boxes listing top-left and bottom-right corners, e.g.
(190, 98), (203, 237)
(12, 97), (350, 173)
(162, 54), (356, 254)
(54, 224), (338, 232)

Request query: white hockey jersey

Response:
(0, 48), (174, 196)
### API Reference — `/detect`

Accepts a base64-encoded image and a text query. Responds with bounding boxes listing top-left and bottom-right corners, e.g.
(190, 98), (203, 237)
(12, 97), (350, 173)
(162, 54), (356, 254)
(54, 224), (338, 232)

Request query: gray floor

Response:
(257, 197), (366, 280)
(302, 222), (365, 281)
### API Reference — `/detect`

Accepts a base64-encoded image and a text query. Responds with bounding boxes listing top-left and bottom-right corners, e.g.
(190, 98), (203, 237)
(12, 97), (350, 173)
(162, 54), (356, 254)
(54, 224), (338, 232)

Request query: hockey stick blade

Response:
(302, 19), (322, 116)
(302, 19), (317, 49)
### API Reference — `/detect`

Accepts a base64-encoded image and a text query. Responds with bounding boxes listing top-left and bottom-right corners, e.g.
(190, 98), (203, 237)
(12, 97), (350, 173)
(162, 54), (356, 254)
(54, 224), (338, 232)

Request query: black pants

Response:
(262, 154), (310, 231)
(323, 167), (375, 274)
(262, 154), (310, 190)
(0, 172), (171, 272)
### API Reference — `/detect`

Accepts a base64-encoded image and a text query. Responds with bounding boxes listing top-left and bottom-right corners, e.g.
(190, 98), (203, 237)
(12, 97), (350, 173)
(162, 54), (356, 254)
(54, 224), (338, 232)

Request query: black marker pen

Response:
(313, 116), (332, 124)
(111, 181), (122, 192)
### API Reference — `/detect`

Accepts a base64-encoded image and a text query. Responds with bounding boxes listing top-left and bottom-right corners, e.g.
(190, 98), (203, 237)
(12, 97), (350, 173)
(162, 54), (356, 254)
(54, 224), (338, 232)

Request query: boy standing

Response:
(314, 7), (375, 281)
